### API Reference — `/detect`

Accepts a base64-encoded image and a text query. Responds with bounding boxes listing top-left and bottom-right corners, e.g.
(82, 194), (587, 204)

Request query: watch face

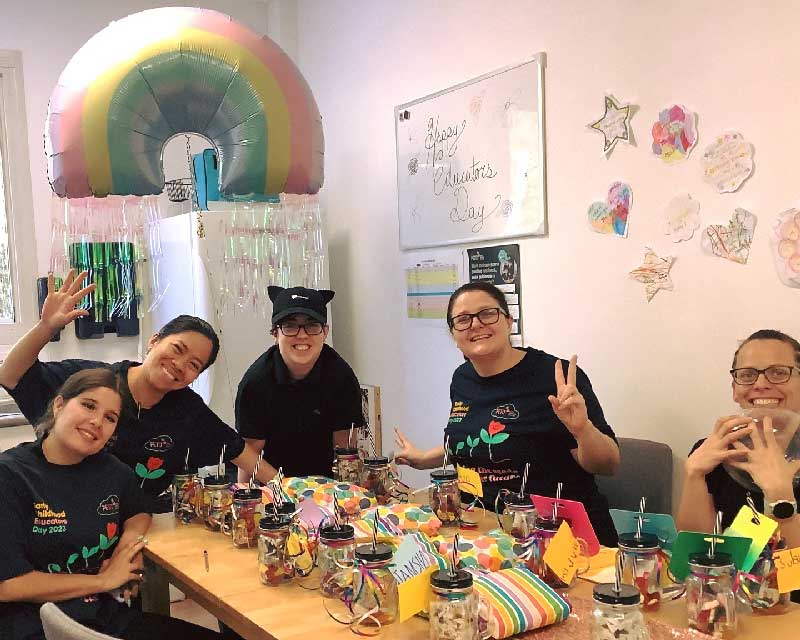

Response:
(772, 501), (796, 519)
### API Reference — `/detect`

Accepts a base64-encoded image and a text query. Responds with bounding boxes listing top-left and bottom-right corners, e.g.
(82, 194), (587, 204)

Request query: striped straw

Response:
(442, 435), (450, 469)
(746, 494), (760, 525)
(553, 482), (563, 522)
(450, 533), (460, 577)
(371, 512), (379, 551)
(614, 550), (623, 595)
(218, 445), (226, 479)
(348, 423), (355, 448)
(636, 497), (646, 538)
(710, 511), (722, 558)
(184, 448), (190, 473)
(332, 493), (342, 530)
(250, 451), (263, 489)
(519, 463), (530, 498)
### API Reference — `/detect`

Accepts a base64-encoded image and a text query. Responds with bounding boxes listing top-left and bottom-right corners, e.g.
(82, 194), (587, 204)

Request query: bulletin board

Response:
(395, 54), (547, 249)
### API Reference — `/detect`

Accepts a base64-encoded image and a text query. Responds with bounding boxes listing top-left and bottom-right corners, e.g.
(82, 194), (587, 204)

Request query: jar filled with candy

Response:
(738, 538), (789, 614)
(529, 516), (574, 588)
(318, 524), (355, 598)
(495, 491), (538, 541)
(258, 515), (294, 586)
(685, 552), (737, 638)
(225, 488), (263, 548)
(618, 533), (662, 611)
(172, 472), (200, 523)
(591, 582), (649, 640)
(430, 469), (461, 526)
(199, 476), (232, 532)
(334, 447), (363, 485)
(352, 543), (398, 627)
(362, 457), (392, 505)
(429, 568), (482, 640)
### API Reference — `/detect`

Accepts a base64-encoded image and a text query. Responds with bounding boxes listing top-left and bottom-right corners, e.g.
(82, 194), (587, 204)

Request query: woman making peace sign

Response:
(394, 281), (620, 545)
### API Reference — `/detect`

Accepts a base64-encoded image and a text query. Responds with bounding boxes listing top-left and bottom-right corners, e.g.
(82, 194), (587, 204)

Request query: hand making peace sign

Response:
(548, 355), (590, 437)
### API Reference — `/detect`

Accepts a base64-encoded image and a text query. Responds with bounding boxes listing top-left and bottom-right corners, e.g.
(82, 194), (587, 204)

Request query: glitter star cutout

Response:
(629, 247), (675, 302)
(588, 95), (633, 156)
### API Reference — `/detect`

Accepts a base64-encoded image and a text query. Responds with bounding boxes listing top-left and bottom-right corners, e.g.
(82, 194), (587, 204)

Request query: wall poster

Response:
(467, 244), (523, 347)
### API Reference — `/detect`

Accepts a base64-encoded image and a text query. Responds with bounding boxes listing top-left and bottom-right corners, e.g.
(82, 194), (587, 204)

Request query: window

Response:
(0, 51), (37, 356)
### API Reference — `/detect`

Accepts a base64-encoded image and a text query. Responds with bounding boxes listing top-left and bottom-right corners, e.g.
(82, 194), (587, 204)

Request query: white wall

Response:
(0, 0), (269, 365)
(296, 0), (800, 499)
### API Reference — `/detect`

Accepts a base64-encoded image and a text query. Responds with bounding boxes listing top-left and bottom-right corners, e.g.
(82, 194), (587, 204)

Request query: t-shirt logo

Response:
(491, 404), (520, 420)
(449, 401), (469, 424)
(97, 494), (120, 516)
(145, 434), (174, 452)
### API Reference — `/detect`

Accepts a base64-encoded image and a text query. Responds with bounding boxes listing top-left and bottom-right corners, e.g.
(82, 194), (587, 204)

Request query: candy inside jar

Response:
(495, 491), (538, 541)
(618, 532), (662, 611)
(737, 536), (790, 614)
(172, 472), (200, 523)
(685, 552), (737, 639)
(334, 447), (363, 485)
(529, 516), (575, 588)
(590, 582), (649, 640)
(200, 476), (232, 532)
(317, 524), (355, 598)
(429, 568), (482, 640)
(362, 457), (392, 505)
(430, 469), (462, 526)
(258, 515), (294, 586)
(228, 488), (263, 548)
(352, 543), (398, 627)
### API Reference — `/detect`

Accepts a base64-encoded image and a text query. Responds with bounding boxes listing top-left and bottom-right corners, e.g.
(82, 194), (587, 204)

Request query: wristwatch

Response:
(767, 499), (797, 520)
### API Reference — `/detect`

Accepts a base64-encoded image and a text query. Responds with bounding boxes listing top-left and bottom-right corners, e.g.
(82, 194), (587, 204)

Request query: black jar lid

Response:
(258, 514), (291, 531)
(203, 476), (228, 488)
(431, 468), (458, 482)
(618, 532), (660, 550)
(504, 493), (535, 507)
(277, 500), (298, 515)
(355, 543), (393, 562)
(688, 552), (734, 568)
(320, 524), (355, 540)
(335, 446), (360, 456)
(364, 456), (389, 466)
(535, 516), (565, 531)
(430, 568), (473, 590)
(593, 582), (641, 606)
(233, 488), (262, 501)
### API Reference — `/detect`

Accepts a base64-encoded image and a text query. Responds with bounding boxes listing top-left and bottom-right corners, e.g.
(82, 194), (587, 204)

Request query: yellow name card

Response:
(397, 565), (435, 622)
(456, 465), (483, 498)
(543, 520), (581, 584)
(774, 547), (800, 593)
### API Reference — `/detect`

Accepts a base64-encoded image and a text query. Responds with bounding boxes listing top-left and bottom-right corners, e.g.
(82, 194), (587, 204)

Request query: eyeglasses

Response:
(730, 365), (798, 385)
(278, 321), (325, 337)
(448, 307), (507, 331)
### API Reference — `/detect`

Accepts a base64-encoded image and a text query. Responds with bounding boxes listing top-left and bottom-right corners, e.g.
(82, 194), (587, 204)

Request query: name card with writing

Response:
(774, 547), (800, 593)
(390, 534), (440, 621)
(543, 521), (581, 585)
(457, 465), (483, 498)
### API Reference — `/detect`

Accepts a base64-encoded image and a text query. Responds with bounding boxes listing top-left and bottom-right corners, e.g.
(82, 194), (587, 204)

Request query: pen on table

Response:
(203, 549), (209, 572)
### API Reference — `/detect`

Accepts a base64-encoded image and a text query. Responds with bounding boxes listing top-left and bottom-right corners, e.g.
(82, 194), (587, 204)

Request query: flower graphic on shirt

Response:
(136, 456), (166, 488)
(480, 421), (510, 461)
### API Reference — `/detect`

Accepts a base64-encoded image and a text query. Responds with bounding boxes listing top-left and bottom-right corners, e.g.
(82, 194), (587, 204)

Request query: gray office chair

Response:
(595, 437), (674, 514)
(40, 602), (118, 640)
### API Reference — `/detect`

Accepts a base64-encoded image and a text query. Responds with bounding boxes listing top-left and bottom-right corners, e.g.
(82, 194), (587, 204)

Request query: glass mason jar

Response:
(223, 488), (263, 548)
(318, 524), (356, 598)
(737, 540), (790, 614)
(685, 552), (737, 638)
(618, 533), (662, 611)
(258, 515), (294, 586)
(529, 516), (575, 588)
(334, 447), (363, 485)
(352, 543), (398, 626)
(429, 568), (483, 640)
(430, 469), (461, 526)
(362, 457), (392, 505)
(172, 472), (200, 523)
(495, 490), (538, 541)
(591, 583), (649, 640)
(199, 476), (232, 532)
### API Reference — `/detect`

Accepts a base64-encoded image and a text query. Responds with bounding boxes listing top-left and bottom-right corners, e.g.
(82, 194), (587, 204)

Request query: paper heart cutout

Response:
(701, 208), (757, 264)
(588, 182), (631, 237)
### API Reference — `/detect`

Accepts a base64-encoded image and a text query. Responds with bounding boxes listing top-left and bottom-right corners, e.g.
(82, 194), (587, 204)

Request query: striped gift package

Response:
(472, 566), (571, 639)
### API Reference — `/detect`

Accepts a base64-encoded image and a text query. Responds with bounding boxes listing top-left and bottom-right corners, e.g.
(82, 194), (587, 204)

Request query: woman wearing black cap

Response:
(235, 285), (365, 481)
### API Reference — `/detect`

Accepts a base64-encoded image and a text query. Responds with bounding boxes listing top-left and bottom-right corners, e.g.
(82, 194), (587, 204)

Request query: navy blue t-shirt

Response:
(445, 347), (618, 546)
(6, 359), (245, 511)
(0, 439), (149, 639)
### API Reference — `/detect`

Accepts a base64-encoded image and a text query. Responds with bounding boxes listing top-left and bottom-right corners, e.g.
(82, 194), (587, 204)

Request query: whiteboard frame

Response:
(394, 53), (547, 250)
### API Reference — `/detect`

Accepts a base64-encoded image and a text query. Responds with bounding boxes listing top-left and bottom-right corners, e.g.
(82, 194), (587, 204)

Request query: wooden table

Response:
(143, 512), (800, 640)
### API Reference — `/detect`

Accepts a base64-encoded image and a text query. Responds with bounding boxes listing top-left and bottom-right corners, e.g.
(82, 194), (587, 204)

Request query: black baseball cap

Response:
(268, 286), (335, 325)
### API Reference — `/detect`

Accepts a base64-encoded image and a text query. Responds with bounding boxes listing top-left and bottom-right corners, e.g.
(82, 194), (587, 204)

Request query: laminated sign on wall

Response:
(395, 55), (547, 249)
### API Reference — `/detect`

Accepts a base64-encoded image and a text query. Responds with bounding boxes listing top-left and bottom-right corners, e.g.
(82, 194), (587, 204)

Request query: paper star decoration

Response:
(629, 247), (675, 302)
(588, 95), (633, 156)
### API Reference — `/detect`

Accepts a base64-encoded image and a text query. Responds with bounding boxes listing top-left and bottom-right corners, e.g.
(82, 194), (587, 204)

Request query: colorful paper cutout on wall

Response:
(662, 193), (701, 242)
(701, 132), (754, 193)
(587, 95), (634, 156)
(770, 208), (800, 288)
(651, 104), (697, 163)
(588, 182), (631, 237)
(629, 247), (675, 302)
(701, 208), (757, 265)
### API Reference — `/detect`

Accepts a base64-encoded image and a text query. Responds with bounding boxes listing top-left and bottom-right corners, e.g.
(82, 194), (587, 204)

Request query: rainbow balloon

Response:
(45, 7), (323, 199)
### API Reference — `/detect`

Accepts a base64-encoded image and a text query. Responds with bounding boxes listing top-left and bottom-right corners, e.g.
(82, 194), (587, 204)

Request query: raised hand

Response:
(394, 427), (425, 468)
(548, 355), (591, 436)
(685, 415), (753, 477)
(40, 269), (96, 333)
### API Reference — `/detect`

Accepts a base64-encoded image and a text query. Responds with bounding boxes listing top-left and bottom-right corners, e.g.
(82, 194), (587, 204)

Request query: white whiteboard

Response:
(395, 55), (547, 250)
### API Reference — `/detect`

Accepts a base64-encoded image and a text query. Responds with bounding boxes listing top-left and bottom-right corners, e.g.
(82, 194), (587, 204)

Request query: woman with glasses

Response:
(677, 329), (800, 546)
(394, 281), (620, 545)
(235, 286), (364, 480)
(0, 270), (274, 514)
